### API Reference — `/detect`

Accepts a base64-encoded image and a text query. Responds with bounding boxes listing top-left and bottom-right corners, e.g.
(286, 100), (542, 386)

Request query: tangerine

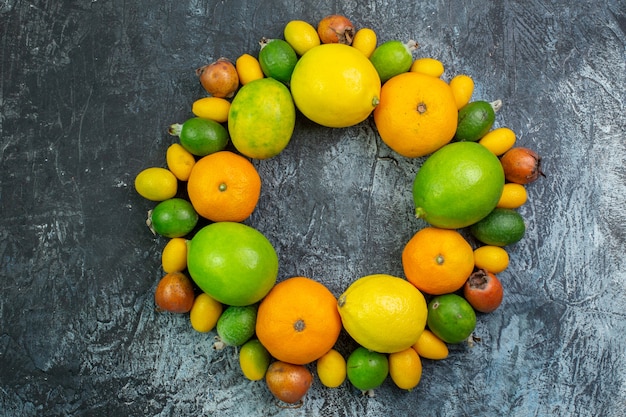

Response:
(373, 71), (458, 158)
(256, 277), (342, 365)
(402, 227), (475, 295)
(187, 150), (261, 222)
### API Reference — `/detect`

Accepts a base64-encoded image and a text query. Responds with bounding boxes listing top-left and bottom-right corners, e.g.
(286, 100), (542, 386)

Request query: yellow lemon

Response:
(166, 143), (195, 181)
(235, 53), (264, 85)
(316, 349), (346, 388)
(191, 97), (231, 123)
(410, 57), (445, 78)
(189, 292), (223, 333)
(134, 167), (178, 201)
(449, 74), (475, 109)
(337, 274), (427, 353)
(497, 183), (528, 209)
(479, 127), (516, 156)
(290, 43), (381, 128)
(352, 28), (377, 58)
(473, 245), (510, 273)
(389, 348), (422, 390)
(284, 20), (320, 56)
(412, 329), (449, 360)
(161, 237), (188, 273)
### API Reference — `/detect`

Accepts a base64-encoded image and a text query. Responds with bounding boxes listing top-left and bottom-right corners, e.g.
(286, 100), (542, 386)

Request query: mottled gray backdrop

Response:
(1, 0), (625, 416)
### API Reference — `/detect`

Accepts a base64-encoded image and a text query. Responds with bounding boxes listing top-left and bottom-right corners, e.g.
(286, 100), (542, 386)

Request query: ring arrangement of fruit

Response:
(134, 15), (544, 405)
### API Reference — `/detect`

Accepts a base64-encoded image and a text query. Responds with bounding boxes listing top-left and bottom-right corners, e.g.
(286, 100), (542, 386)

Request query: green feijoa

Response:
(168, 117), (229, 156)
(149, 198), (198, 238)
(470, 207), (526, 246)
(455, 100), (498, 142)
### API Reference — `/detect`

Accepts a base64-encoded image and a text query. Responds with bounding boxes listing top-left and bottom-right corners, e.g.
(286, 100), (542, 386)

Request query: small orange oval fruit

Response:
(265, 361), (313, 405)
(154, 272), (195, 313)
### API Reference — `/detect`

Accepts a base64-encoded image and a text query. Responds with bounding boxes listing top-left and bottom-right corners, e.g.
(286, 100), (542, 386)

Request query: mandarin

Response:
(402, 227), (474, 295)
(256, 277), (342, 365)
(187, 150), (261, 222)
(373, 71), (458, 158)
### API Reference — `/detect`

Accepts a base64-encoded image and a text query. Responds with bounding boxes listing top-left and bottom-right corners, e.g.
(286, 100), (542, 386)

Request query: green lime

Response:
(187, 222), (278, 306)
(454, 100), (497, 142)
(239, 339), (271, 380)
(413, 141), (505, 229)
(168, 117), (229, 156)
(470, 207), (526, 246)
(214, 305), (258, 349)
(258, 38), (298, 84)
(346, 347), (389, 391)
(427, 294), (476, 344)
(369, 40), (417, 83)
(228, 77), (296, 159)
(149, 198), (198, 238)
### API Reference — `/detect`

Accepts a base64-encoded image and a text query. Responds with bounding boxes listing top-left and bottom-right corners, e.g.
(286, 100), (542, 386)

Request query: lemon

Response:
(161, 237), (188, 273)
(410, 57), (445, 78)
(284, 20), (320, 56)
(449, 74), (474, 109)
(496, 183), (528, 209)
(351, 28), (377, 58)
(346, 347), (389, 391)
(290, 43), (381, 128)
(369, 39), (417, 83)
(479, 127), (516, 156)
(389, 348), (422, 390)
(316, 349), (347, 388)
(235, 53), (264, 85)
(337, 274), (427, 353)
(166, 143), (195, 181)
(412, 330), (448, 360)
(191, 97), (231, 123)
(228, 77), (295, 159)
(134, 167), (178, 201)
(258, 38), (298, 84)
(473, 245), (510, 274)
(239, 339), (271, 380)
(189, 292), (223, 333)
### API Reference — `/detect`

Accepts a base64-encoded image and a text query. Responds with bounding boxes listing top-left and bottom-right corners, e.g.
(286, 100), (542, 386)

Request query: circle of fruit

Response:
(134, 14), (543, 401)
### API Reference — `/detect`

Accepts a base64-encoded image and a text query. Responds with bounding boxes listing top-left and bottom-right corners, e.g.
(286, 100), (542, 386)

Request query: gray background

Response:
(1, 0), (625, 416)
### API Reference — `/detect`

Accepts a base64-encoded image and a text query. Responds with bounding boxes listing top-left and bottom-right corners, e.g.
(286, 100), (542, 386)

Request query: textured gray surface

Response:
(1, 0), (625, 416)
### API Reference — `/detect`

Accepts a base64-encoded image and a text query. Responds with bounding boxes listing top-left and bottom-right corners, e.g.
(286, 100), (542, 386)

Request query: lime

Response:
(427, 294), (476, 344)
(149, 198), (198, 238)
(258, 38), (298, 84)
(346, 347), (389, 391)
(316, 349), (347, 388)
(134, 167), (178, 201)
(168, 117), (229, 156)
(413, 141), (505, 229)
(239, 339), (271, 380)
(369, 40), (417, 83)
(470, 207), (526, 246)
(455, 100), (497, 142)
(215, 304), (258, 348)
(187, 222), (278, 306)
(228, 77), (295, 159)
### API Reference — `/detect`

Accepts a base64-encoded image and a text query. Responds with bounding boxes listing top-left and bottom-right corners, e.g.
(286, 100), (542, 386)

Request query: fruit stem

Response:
(145, 210), (156, 235)
(415, 207), (427, 219)
(258, 37), (271, 49)
(405, 39), (419, 52)
(490, 99), (503, 112)
(168, 123), (183, 137)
